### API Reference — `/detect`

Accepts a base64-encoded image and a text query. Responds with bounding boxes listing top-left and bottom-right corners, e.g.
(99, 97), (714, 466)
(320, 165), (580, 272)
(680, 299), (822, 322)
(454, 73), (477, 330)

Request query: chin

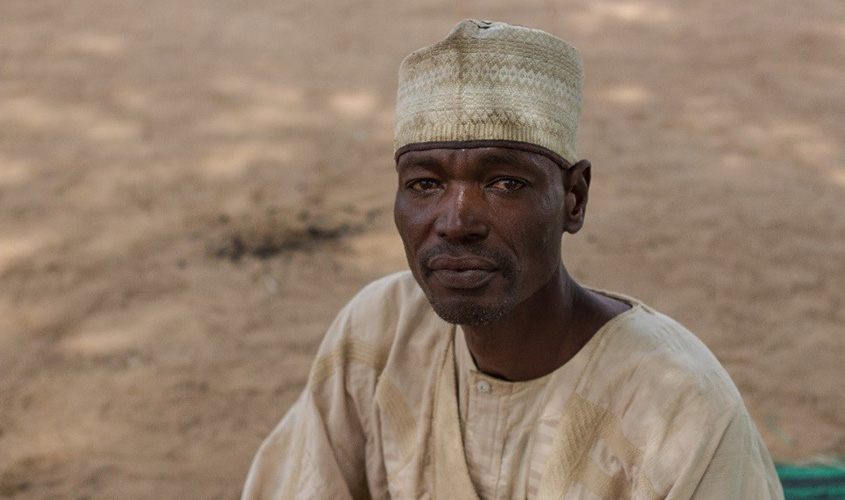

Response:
(428, 295), (518, 326)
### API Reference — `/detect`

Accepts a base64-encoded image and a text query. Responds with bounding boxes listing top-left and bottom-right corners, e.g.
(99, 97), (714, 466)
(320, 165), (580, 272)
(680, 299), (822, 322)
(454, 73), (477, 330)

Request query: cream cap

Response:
(394, 20), (584, 166)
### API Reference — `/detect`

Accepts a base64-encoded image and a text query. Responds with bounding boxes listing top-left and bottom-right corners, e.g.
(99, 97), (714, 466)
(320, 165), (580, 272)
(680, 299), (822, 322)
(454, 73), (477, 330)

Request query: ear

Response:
(563, 159), (591, 234)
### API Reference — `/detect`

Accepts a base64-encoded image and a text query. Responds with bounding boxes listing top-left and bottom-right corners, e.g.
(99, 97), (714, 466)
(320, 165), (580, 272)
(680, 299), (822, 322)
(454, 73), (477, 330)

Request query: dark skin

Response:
(394, 145), (630, 382)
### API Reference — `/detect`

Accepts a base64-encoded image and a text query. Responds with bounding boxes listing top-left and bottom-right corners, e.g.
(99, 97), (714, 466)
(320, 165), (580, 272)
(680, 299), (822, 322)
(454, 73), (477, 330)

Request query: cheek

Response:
(393, 196), (428, 250)
(509, 197), (564, 263)
(539, 191), (567, 239)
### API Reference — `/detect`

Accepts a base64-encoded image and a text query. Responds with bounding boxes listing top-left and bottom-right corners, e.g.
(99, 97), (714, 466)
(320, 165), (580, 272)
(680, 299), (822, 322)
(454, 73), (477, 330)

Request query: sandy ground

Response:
(0, 0), (843, 498)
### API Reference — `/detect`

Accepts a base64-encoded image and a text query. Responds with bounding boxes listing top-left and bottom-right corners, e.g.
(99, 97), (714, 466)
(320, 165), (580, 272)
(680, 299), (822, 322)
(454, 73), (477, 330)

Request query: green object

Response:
(776, 462), (845, 500)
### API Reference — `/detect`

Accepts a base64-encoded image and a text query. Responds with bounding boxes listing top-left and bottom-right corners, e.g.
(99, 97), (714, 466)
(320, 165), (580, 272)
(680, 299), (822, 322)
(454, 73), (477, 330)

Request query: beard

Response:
(427, 294), (518, 326)
(414, 242), (520, 326)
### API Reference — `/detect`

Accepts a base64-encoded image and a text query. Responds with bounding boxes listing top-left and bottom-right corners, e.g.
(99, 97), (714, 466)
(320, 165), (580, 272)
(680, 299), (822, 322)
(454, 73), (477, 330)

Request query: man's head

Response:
(393, 20), (589, 325)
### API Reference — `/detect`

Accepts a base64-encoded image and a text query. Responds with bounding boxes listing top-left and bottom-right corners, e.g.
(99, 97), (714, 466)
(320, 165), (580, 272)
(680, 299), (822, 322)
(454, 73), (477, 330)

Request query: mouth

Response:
(426, 255), (498, 290)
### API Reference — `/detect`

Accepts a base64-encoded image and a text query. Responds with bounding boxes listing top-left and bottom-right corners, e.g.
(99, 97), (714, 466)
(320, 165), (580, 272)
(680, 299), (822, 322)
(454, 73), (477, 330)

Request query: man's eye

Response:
(488, 178), (525, 192)
(409, 179), (440, 192)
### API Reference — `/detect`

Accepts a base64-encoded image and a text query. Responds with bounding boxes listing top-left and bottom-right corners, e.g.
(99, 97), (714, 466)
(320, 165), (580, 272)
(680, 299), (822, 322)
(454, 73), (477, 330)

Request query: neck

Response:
(461, 263), (623, 382)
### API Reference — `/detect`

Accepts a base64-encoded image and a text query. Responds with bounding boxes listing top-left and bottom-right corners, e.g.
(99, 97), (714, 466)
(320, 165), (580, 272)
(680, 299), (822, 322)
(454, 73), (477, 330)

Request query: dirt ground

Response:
(0, 0), (842, 498)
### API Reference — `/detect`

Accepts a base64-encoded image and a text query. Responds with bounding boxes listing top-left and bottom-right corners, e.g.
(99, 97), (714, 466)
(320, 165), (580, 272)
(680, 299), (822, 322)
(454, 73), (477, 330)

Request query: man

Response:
(243, 20), (784, 499)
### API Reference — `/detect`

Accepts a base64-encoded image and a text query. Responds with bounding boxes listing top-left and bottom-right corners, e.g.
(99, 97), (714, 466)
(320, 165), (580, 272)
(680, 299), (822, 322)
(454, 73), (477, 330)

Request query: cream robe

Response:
(242, 271), (784, 500)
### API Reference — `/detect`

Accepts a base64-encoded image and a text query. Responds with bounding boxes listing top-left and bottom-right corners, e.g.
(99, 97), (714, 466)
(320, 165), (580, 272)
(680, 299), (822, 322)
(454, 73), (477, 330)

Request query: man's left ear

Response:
(563, 159), (591, 234)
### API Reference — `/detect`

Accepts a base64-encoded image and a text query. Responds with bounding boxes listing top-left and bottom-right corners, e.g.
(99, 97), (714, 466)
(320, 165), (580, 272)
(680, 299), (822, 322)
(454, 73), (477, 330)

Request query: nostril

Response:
(434, 209), (490, 242)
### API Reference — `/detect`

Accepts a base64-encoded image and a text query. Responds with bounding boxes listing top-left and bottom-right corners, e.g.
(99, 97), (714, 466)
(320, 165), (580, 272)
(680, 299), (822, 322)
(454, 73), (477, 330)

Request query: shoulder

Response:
(573, 296), (778, 495)
(588, 296), (783, 498)
(346, 270), (428, 315)
(305, 271), (434, 388)
(589, 295), (742, 409)
(315, 271), (439, 364)
(576, 294), (747, 442)
(341, 270), (433, 339)
(310, 270), (450, 408)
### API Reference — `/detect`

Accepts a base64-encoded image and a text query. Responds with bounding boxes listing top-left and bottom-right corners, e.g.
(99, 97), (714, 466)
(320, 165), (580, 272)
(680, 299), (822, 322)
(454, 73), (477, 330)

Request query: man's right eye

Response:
(408, 179), (440, 192)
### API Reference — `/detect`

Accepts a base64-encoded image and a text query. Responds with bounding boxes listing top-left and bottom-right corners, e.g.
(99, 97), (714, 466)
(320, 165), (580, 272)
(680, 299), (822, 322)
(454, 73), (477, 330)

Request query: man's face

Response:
(394, 146), (569, 325)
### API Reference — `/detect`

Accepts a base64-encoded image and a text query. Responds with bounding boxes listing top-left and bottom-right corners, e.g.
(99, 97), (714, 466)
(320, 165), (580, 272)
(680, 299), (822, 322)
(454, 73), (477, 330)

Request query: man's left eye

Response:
(488, 178), (525, 192)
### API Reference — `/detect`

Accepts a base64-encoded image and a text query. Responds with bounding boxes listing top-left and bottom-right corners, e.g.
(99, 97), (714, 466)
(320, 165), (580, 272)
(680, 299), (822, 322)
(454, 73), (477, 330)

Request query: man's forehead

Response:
(396, 141), (568, 171)
(396, 144), (560, 172)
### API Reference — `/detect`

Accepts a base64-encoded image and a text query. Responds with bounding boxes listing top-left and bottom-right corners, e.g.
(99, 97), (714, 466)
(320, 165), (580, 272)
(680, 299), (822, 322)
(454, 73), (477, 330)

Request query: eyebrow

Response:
(396, 148), (549, 173)
(396, 155), (441, 171)
(474, 150), (523, 167)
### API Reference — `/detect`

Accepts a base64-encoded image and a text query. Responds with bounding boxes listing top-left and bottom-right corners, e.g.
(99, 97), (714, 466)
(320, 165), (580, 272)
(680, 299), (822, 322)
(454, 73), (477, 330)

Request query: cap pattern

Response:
(394, 20), (584, 165)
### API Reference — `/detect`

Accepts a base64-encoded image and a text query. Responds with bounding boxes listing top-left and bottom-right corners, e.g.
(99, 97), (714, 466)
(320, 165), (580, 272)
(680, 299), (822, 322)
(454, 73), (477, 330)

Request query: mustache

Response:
(418, 242), (517, 277)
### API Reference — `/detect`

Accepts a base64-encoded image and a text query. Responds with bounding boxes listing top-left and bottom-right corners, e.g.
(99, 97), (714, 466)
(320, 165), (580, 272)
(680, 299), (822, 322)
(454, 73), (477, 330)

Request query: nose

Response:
(434, 184), (491, 243)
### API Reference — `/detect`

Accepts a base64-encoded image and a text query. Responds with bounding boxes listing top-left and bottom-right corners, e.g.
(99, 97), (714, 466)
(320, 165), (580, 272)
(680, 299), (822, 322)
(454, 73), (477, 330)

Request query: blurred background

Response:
(1, 0), (842, 498)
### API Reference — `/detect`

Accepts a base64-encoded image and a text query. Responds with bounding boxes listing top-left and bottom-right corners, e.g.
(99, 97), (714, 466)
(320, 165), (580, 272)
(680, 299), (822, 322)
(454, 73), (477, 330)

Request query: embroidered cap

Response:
(394, 20), (584, 166)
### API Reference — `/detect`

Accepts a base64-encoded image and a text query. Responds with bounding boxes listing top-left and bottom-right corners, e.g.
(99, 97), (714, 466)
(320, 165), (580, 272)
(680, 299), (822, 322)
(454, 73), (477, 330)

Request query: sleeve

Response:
(685, 411), (785, 500)
(241, 301), (383, 500)
(651, 406), (785, 500)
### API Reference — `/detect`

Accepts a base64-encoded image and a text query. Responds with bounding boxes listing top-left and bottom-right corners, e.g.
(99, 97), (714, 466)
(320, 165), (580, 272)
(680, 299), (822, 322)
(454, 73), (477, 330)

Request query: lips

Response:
(427, 255), (498, 289)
